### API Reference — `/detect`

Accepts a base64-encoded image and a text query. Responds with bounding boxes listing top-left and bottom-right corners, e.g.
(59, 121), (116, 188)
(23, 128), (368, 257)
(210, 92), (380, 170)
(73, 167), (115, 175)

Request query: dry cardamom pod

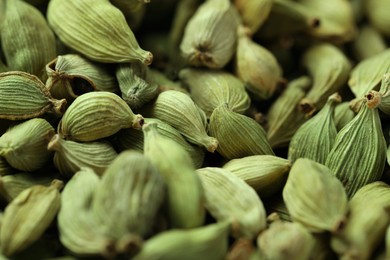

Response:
(300, 43), (351, 115)
(0, 71), (66, 120)
(47, 134), (118, 178)
(47, 0), (152, 65)
(267, 76), (311, 148)
(377, 73), (390, 115)
(143, 122), (205, 228)
(58, 168), (116, 258)
(180, 0), (240, 69)
(133, 222), (230, 260)
(366, 0), (390, 38)
(209, 103), (274, 160)
(197, 167), (267, 239)
(331, 182), (390, 260)
(348, 49), (390, 98)
(352, 25), (387, 62)
(0, 180), (62, 257)
(222, 155), (291, 198)
(58, 91), (144, 142)
(110, 0), (147, 31)
(45, 54), (119, 102)
(142, 90), (218, 152)
(236, 26), (283, 100)
(92, 150), (165, 240)
(325, 94), (387, 198)
(1, 0), (56, 81)
(334, 101), (356, 131)
(179, 68), (250, 117)
(289, 93), (341, 164)
(0, 118), (55, 172)
(233, 0), (273, 34)
(116, 62), (158, 110)
(257, 219), (315, 260)
(283, 158), (348, 233)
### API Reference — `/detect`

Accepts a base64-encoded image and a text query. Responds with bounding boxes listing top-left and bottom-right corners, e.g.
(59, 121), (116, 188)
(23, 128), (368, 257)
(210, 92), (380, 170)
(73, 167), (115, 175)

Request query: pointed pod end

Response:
(51, 98), (67, 116)
(365, 91), (381, 109)
(206, 137), (219, 153)
(143, 51), (153, 66)
(47, 134), (61, 152)
(132, 114), (145, 130)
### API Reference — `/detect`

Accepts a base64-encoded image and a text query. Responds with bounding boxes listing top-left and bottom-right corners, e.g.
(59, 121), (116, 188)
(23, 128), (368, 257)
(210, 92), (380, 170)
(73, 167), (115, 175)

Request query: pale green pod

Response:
(0, 171), (60, 202)
(111, 118), (205, 168)
(116, 62), (158, 109)
(0, 71), (66, 120)
(222, 155), (291, 198)
(0, 156), (13, 176)
(348, 49), (390, 98)
(45, 54), (119, 101)
(58, 168), (115, 258)
(209, 103), (274, 160)
(366, 0), (390, 38)
(197, 167), (267, 239)
(143, 123), (205, 228)
(283, 158), (348, 233)
(1, 0), (56, 80)
(47, 0), (152, 65)
(300, 43), (351, 115)
(0, 118), (55, 172)
(179, 68), (250, 117)
(377, 74), (390, 115)
(0, 180), (62, 257)
(58, 91), (144, 142)
(288, 93), (341, 164)
(334, 101), (356, 131)
(352, 25), (387, 61)
(233, 0), (273, 33)
(331, 182), (390, 260)
(267, 76), (311, 148)
(133, 222), (230, 260)
(325, 96), (387, 198)
(92, 151), (165, 240)
(180, 0), (240, 69)
(257, 220), (315, 260)
(236, 26), (283, 100)
(47, 134), (118, 177)
(142, 90), (218, 152)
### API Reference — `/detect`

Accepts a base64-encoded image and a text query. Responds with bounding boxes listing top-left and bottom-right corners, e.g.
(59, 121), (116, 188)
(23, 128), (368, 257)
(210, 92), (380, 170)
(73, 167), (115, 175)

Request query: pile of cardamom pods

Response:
(1, 0), (390, 259)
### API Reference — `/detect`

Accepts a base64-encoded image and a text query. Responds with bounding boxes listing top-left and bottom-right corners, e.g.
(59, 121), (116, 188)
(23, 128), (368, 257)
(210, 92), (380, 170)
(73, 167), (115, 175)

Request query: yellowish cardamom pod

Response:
(58, 91), (144, 142)
(47, 0), (152, 65)
(283, 158), (348, 233)
(352, 25), (387, 61)
(366, 0), (390, 38)
(233, 0), (273, 34)
(196, 167), (267, 239)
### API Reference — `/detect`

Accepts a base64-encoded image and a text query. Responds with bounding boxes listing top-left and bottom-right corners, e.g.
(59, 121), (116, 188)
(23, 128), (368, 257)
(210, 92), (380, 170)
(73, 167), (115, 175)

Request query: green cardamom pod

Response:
(334, 101), (356, 131)
(47, 134), (118, 177)
(142, 90), (218, 152)
(47, 0), (152, 65)
(0, 71), (66, 120)
(352, 25), (387, 61)
(233, 0), (273, 34)
(58, 91), (144, 142)
(222, 155), (291, 198)
(143, 122), (205, 228)
(288, 93), (341, 164)
(0, 118), (55, 172)
(179, 68), (250, 118)
(377, 73), (390, 115)
(209, 103), (274, 160)
(0, 180), (62, 257)
(197, 167), (267, 239)
(366, 0), (390, 38)
(325, 94), (387, 198)
(283, 158), (348, 233)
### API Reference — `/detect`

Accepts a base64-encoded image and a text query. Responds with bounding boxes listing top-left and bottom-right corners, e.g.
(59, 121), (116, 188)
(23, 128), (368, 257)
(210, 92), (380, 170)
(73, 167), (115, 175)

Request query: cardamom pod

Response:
(0, 118), (55, 172)
(47, 134), (118, 177)
(0, 71), (66, 120)
(222, 155), (290, 198)
(209, 103), (274, 159)
(325, 94), (387, 198)
(366, 0), (390, 37)
(236, 26), (283, 100)
(143, 122), (205, 228)
(197, 167), (267, 239)
(377, 73), (390, 115)
(92, 150), (165, 240)
(180, 0), (240, 68)
(179, 68), (250, 117)
(148, 68), (188, 94)
(288, 93), (341, 164)
(300, 43), (351, 115)
(0, 180), (62, 257)
(47, 0), (152, 64)
(58, 91), (144, 142)
(352, 25), (387, 61)
(133, 222), (230, 260)
(142, 90), (218, 152)
(1, 0), (56, 80)
(283, 158), (348, 233)
(233, 0), (273, 34)
(334, 101), (356, 131)
(267, 76), (311, 148)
